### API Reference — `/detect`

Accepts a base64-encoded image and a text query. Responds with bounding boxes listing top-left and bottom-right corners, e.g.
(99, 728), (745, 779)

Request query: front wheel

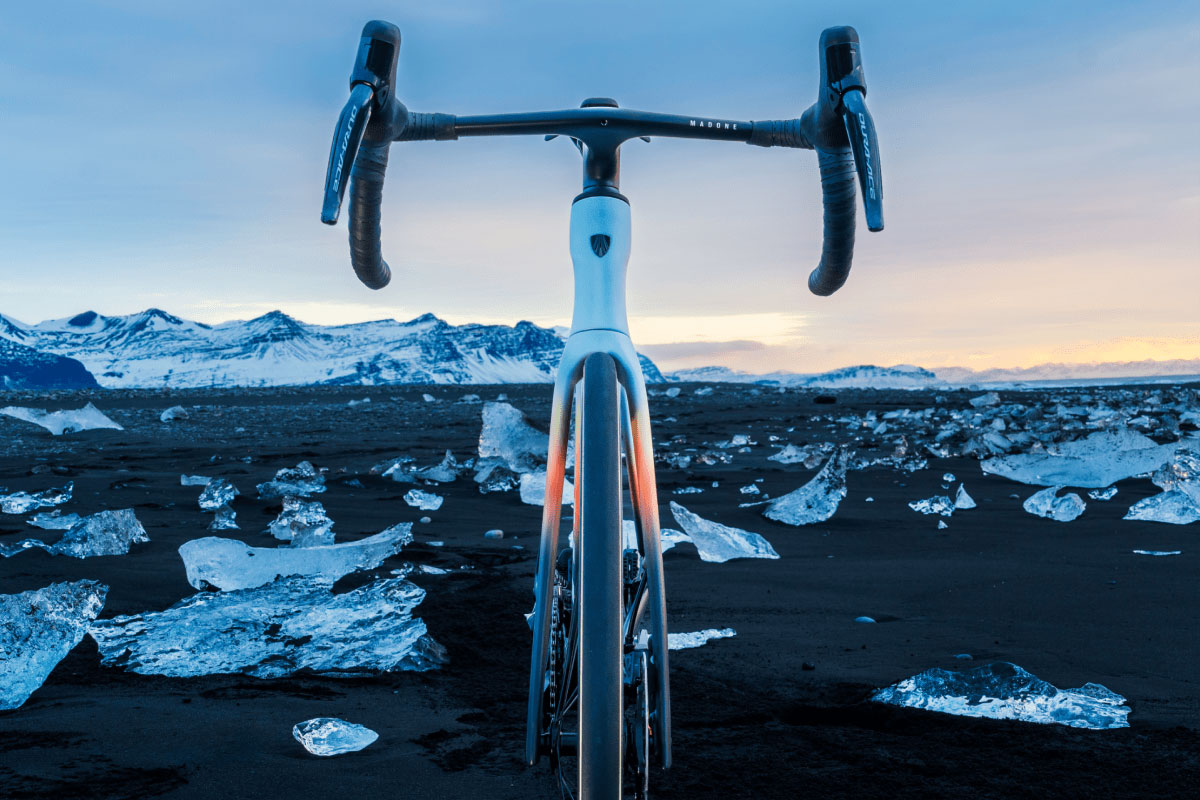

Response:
(578, 352), (624, 798)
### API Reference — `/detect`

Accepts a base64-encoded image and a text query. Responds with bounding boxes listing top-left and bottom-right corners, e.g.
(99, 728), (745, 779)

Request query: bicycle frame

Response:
(524, 193), (672, 769)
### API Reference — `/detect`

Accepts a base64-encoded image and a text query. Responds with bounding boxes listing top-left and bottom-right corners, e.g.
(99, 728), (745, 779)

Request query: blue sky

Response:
(1, 0), (1197, 373)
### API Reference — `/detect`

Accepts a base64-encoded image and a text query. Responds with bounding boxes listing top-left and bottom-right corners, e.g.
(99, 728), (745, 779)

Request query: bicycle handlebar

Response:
(322, 22), (884, 296)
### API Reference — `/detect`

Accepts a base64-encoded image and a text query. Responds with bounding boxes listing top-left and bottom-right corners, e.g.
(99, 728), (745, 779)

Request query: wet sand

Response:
(1, 384), (1197, 798)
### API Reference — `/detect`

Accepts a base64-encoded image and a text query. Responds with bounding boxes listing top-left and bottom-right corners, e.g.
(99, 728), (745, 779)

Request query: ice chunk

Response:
(179, 523), (411, 591)
(1150, 451), (1200, 505)
(415, 450), (462, 483)
(1123, 491), (1200, 525)
(938, 520), (949, 530)
(1023, 486), (1086, 522)
(422, 393), (436, 402)
(477, 402), (569, 472)
(1132, 549), (1181, 556)
(160, 405), (189, 422)
(981, 429), (1197, 488)
(620, 519), (690, 554)
(673, 486), (703, 495)
(180, 474), (212, 487)
(767, 442), (834, 468)
(871, 662), (1130, 730)
(0, 402), (123, 436)
(257, 461), (326, 499)
(89, 575), (444, 678)
(942, 472), (957, 484)
(955, 484), (977, 509)
(293, 717), (379, 756)
(855, 616), (876, 623)
(969, 392), (1001, 408)
(266, 497), (334, 545)
(483, 529), (504, 539)
(26, 510), (82, 530)
(762, 449), (848, 526)
(347, 397), (371, 407)
(209, 506), (238, 531)
(198, 478), (239, 511)
(473, 459), (520, 493)
(1, 580), (108, 709)
(667, 628), (735, 650)
(739, 483), (760, 495)
(1088, 486), (1118, 501)
(664, 387), (681, 398)
(909, 495), (954, 517)
(2, 509), (148, 559)
(403, 489), (444, 511)
(519, 470), (574, 506)
(668, 502), (779, 562)
(1, 481), (73, 515)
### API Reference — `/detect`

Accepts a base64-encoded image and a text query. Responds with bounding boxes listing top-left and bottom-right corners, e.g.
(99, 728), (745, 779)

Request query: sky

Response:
(1, 0), (1198, 375)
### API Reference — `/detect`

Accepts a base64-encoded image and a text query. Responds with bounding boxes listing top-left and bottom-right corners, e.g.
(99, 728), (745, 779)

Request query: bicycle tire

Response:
(578, 352), (624, 798)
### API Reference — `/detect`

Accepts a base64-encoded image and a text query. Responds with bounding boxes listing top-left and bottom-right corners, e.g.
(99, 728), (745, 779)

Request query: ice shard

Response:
(667, 628), (736, 650)
(209, 506), (238, 531)
(180, 474), (212, 487)
(266, 497), (334, 545)
(1023, 486), (1086, 522)
(180, 523), (412, 591)
(620, 519), (690, 554)
(26, 510), (82, 530)
(198, 478), (239, 511)
(669, 502), (779, 563)
(768, 442), (834, 467)
(477, 401), (569, 472)
(981, 429), (1198, 488)
(762, 449), (848, 526)
(1, 481), (73, 515)
(403, 489), (444, 511)
(872, 662), (1130, 730)
(519, 470), (574, 506)
(0, 402), (123, 436)
(1, 509), (148, 558)
(909, 495), (955, 517)
(1150, 451), (1200, 505)
(1123, 491), (1200, 525)
(1088, 486), (1118, 501)
(473, 459), (520, 493)
(257, 461), (326, 499)
(955, 484), (977, 509)
(293, 718), (379, 756)
(415, 451), (462, 483)
(160, 405), (189, 422)
(1, 580), (108, 710)
(89, 576), (445, 678)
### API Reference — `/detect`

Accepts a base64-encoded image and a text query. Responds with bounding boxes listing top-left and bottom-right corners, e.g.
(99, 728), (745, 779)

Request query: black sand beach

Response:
(1, 384), (1197, 798)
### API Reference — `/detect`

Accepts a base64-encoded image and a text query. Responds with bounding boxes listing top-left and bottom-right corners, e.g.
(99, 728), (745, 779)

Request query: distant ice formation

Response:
(160, 405), (189, 422)
(179, 523), (412, 591)
(669, 502), (779, 562)
(1023, 487), (1086, 522)
(872, 662), (1130, 729)
(293, 718), (379, 756)
(982, 430), (1198, 488)
(0, 402), (123, 435)
(1, 580), (108, 709)
(89, 576), (445, 678)
(1, 509), (148, 558)
(667, 628), (736, 650)
(763, 449), (848, 526)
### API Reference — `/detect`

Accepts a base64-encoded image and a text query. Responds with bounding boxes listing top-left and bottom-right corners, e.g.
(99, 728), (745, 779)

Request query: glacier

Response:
(88, 576), (445, 678)
(763, 449), (848, 526)
(872, 662), (1130, 729)
(1, 580), (108, 709)
(179, 523), (412, 591)
(293, 718), (379, 756)
(0, 402), (123, 435)
(668, 502), (779, 562)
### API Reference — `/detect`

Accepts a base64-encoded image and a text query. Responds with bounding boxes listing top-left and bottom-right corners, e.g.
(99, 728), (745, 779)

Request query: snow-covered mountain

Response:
(670, 364), (944, 389)
(0, 337), (98, 390)
(0, 309), (665, 388)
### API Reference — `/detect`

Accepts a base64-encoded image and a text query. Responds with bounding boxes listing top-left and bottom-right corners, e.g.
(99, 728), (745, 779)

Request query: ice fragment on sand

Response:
(937, 520), (949, 530)
(668, 502), (778, 562)
(942, 472), (957, 484)
(0, 402), (123, 435)
(1132, 549), (1181, 556)
(266, 497), (334, 545)
(1, 481), (73, 515)
(871, 662), (1130, 729)
(474, 459), (520, 493)
(257, 461), (326, 499)
(89, 576), (444, 678)
(209, 506), (238, 531)
(198, 478), (239, 511)
(1, 580), (108, 709)
(620, 519), (690, 554)
(484, 529), (504, 539)
(767, 442), (834, 468)
(762, 449), (848, 526)
(347, 397), (371, 407)
(415, 451), (462, 483)
(1088, 486), (1118, 501)
(519, 470), (574, 506)
(855, 616), (876, 623)
(667, 628), (735, 650)
(26, 510), (82, 530)
(664, 387), (681, 398)
(955, 484), (977, 509)
(180, 523), (411, 591)
(2, 509), (148, 558)
(969, 392), (1001, 408)
(1023, 486), (1086, 522)
(422, 393), (436, 402)
(1150, 451), (1200, 505)
(672, 486), (703, 495)
(160, 405), (189, 422)
(909, 495), (954, 517)
(981, 429), (1197, 488)
(739, 484), (760, 495)
(180, 474), (212, 487)
(293, 718), (378, 756)
(403, 489), (444, 511)
(477, 402), (565, 472)
(1123, 491), (1200, 525)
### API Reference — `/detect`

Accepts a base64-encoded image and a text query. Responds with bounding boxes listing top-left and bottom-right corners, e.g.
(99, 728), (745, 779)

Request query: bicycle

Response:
(321, 20), (883, 799)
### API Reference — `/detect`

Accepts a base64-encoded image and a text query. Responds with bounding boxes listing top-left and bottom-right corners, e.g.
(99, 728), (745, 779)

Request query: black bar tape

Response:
(808, 147), (856, 296)
(394, 112), (458, 141)
(747, 119), (812, 149)
(347, 141), (392, 290)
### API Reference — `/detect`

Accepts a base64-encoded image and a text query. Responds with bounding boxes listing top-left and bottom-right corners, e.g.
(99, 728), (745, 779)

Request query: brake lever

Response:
(840, 89), (882, 231)
(321, 83), (375, 224)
